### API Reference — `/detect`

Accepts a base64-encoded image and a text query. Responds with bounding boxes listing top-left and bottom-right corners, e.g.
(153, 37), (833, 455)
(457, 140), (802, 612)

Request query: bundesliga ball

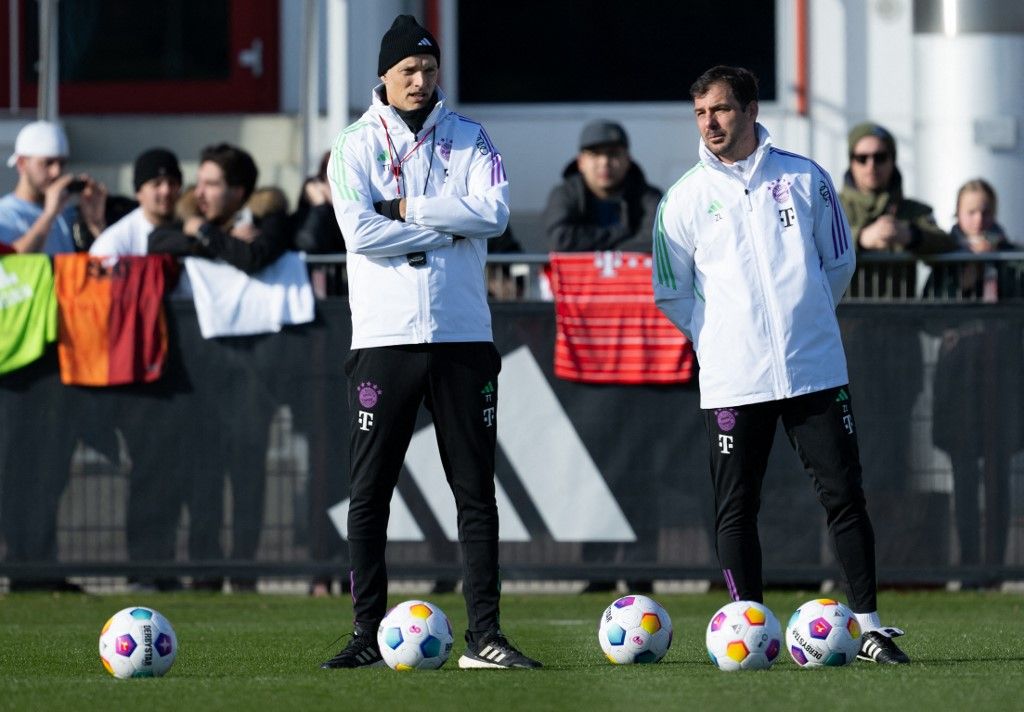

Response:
(598, 594), (673, 664)
(377, 600), (454, 670)
(786, 598), (862, 667)
(98, 606), (177, 679)
(705, 600), (782, 671)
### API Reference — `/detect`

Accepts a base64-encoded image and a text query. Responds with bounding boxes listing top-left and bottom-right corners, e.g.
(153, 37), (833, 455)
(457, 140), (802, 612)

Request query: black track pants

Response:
(345, 343), (502, 638)
(704, 386), (877, 613)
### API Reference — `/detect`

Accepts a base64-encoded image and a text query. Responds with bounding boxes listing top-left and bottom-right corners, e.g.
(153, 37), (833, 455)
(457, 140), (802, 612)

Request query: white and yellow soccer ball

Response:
(705, 600), (783, 671)
(598, 594), (673, 664)
(786, 598), (862, 667)
(98, 606), (177, 678)
(377, 600), (454, 670)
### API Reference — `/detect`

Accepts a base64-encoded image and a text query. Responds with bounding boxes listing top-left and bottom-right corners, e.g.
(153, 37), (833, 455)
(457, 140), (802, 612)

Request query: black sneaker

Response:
(320, 634), (384, 669)
(857, 627), (910, 664)
(458, 631), (542, 669)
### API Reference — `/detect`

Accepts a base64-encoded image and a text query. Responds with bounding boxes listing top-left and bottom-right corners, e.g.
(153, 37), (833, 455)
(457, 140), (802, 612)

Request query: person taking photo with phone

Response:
(0, 121), (107, 254)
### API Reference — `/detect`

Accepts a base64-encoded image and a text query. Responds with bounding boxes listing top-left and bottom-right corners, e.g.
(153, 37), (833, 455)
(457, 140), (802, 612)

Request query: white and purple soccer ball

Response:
(705, 600), (783, 671)
(377, 600), (454, 670)
(99, 606), (177, 678)
(786, 598), (862, 667)
(598, 594), (673, 664)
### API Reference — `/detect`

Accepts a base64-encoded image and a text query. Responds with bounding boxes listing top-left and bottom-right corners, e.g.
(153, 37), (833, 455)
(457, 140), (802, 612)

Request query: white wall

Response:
(421, 0), (930, 248)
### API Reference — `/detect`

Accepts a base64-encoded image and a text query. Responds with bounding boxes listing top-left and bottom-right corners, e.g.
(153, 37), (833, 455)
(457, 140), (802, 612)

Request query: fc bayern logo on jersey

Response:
(358, 382), (383, 409)
(715, 408), (738, 432)
(436, 136), (452, 161)
(770, 179), (791, 204)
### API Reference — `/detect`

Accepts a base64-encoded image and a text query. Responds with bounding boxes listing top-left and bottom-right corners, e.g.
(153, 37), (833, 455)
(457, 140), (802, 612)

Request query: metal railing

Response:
(304, 251), (1024, 303)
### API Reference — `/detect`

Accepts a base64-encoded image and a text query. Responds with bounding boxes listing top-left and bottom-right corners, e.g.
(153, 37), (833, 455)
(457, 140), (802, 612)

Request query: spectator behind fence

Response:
(147, 144), (286, 591)
(320, 14), (540, 670)
(929, 179), (1022, 576)
(0, 121), (109, 591)
(86, 148), (188, 591)
(838, 123), (951, 498)
(293, 151), (345, 253)
(90, 148), (183, 256)
(0, 120), (107, 254)
(542, 119), (663, 593)
(926, 179), (1021, 300)
(148, 143), (289, 273)
(840, 122), (954, 259)
(543, 120), (662, 252)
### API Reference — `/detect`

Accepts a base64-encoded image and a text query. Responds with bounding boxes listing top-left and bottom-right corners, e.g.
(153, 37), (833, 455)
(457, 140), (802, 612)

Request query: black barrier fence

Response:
(1, 300), (1023, 589)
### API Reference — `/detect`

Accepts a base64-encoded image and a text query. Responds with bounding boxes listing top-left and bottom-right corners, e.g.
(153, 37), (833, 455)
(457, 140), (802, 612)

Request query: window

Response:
(457, 1), (776, 103)
(9, 0), (279, 113)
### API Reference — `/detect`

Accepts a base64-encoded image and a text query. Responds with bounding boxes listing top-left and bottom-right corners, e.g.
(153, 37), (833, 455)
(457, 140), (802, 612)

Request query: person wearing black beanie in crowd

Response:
(90, 147), (183, 256)
(319, 15), (541, 670)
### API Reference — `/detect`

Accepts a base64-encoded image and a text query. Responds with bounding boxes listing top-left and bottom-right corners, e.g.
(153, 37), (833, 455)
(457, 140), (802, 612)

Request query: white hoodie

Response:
(653, 125), (855, 409)
(327, 86), (509, 348)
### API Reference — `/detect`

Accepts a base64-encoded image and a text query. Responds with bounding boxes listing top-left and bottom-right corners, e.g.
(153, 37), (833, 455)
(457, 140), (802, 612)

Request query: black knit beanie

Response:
(378, 15), (440, 76)
(133, 148), (182, 191)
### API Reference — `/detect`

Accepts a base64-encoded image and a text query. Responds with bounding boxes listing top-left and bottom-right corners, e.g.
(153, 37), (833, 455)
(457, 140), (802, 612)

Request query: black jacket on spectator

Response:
(543, 161), (662, 252)
(291, 181), (345, 253)
(148, 210), (290, 274)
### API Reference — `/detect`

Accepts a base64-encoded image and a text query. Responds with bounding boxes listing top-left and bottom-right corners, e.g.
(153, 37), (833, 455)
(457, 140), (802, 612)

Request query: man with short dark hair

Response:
(653, 65), (910, 665)
(149, 143), (288, 273)
(322, 14), (540, 670)
(544, 120), (661, 252)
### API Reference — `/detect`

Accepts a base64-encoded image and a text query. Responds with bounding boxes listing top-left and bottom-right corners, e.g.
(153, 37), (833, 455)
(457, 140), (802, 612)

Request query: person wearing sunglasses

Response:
(838, 123), (955, 562)
(839, 122), (953, 255)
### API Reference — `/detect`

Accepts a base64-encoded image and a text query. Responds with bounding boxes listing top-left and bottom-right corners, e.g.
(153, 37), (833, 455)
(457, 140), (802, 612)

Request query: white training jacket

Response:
(653, 124), (856, 409)
(327, 86), (509, 349)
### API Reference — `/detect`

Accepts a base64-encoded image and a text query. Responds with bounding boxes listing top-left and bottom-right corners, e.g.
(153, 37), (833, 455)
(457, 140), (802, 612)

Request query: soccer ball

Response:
(98, 606), (177, 679)
(786, 598), (862, 667)
(377, 600), (454, 670)
(705, 600), (783, 671)
(598, 594), (673, 664)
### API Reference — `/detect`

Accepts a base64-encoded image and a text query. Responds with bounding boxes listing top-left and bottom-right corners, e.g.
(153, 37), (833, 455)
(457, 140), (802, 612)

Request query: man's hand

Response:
(304, 179), (332, 207)
(230, 222), (259, 243)
(77, 176), (108, 237)
(859, 215), (911, 250)
(42, 174), (75, 220)
(183, 216), (204, 236)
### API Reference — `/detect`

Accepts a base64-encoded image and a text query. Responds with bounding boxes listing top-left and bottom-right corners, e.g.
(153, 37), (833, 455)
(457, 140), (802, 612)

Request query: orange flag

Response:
(54, 253), (177, 386)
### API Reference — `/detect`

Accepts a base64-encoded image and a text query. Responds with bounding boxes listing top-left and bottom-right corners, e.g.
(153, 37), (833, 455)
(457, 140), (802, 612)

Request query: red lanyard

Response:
(379, 116), (436, 196)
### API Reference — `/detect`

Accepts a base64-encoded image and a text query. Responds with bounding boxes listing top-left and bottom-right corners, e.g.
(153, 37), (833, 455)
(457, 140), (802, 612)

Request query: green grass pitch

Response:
(0, 590), (1021, 711)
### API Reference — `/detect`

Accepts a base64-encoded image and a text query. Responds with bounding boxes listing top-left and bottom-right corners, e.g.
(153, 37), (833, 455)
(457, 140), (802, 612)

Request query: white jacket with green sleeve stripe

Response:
(653, 125), (856, 409)
(327, 85), (509, 349)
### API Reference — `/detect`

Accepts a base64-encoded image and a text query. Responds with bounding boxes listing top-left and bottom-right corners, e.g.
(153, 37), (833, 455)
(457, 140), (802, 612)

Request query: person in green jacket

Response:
(840, 122), (955, 256)
(838, 123), (954, 554)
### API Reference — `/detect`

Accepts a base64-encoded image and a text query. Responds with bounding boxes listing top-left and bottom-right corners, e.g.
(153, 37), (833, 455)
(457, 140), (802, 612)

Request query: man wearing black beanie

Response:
(320, 16), (541, 671)
(90, 147), (182, 256)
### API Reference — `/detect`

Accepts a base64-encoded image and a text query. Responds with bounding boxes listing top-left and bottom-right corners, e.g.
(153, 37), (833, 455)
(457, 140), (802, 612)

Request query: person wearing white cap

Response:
(0, 120), (106, 254)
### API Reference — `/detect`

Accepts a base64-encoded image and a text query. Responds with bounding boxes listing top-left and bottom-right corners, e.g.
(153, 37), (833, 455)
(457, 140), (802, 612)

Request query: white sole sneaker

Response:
(457, 654), (509, 669)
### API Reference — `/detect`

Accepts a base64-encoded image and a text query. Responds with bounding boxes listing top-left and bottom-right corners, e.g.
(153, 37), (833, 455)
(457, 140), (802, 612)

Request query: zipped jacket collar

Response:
(697, 123), (773, 186)
(370, 84), (447, 138)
